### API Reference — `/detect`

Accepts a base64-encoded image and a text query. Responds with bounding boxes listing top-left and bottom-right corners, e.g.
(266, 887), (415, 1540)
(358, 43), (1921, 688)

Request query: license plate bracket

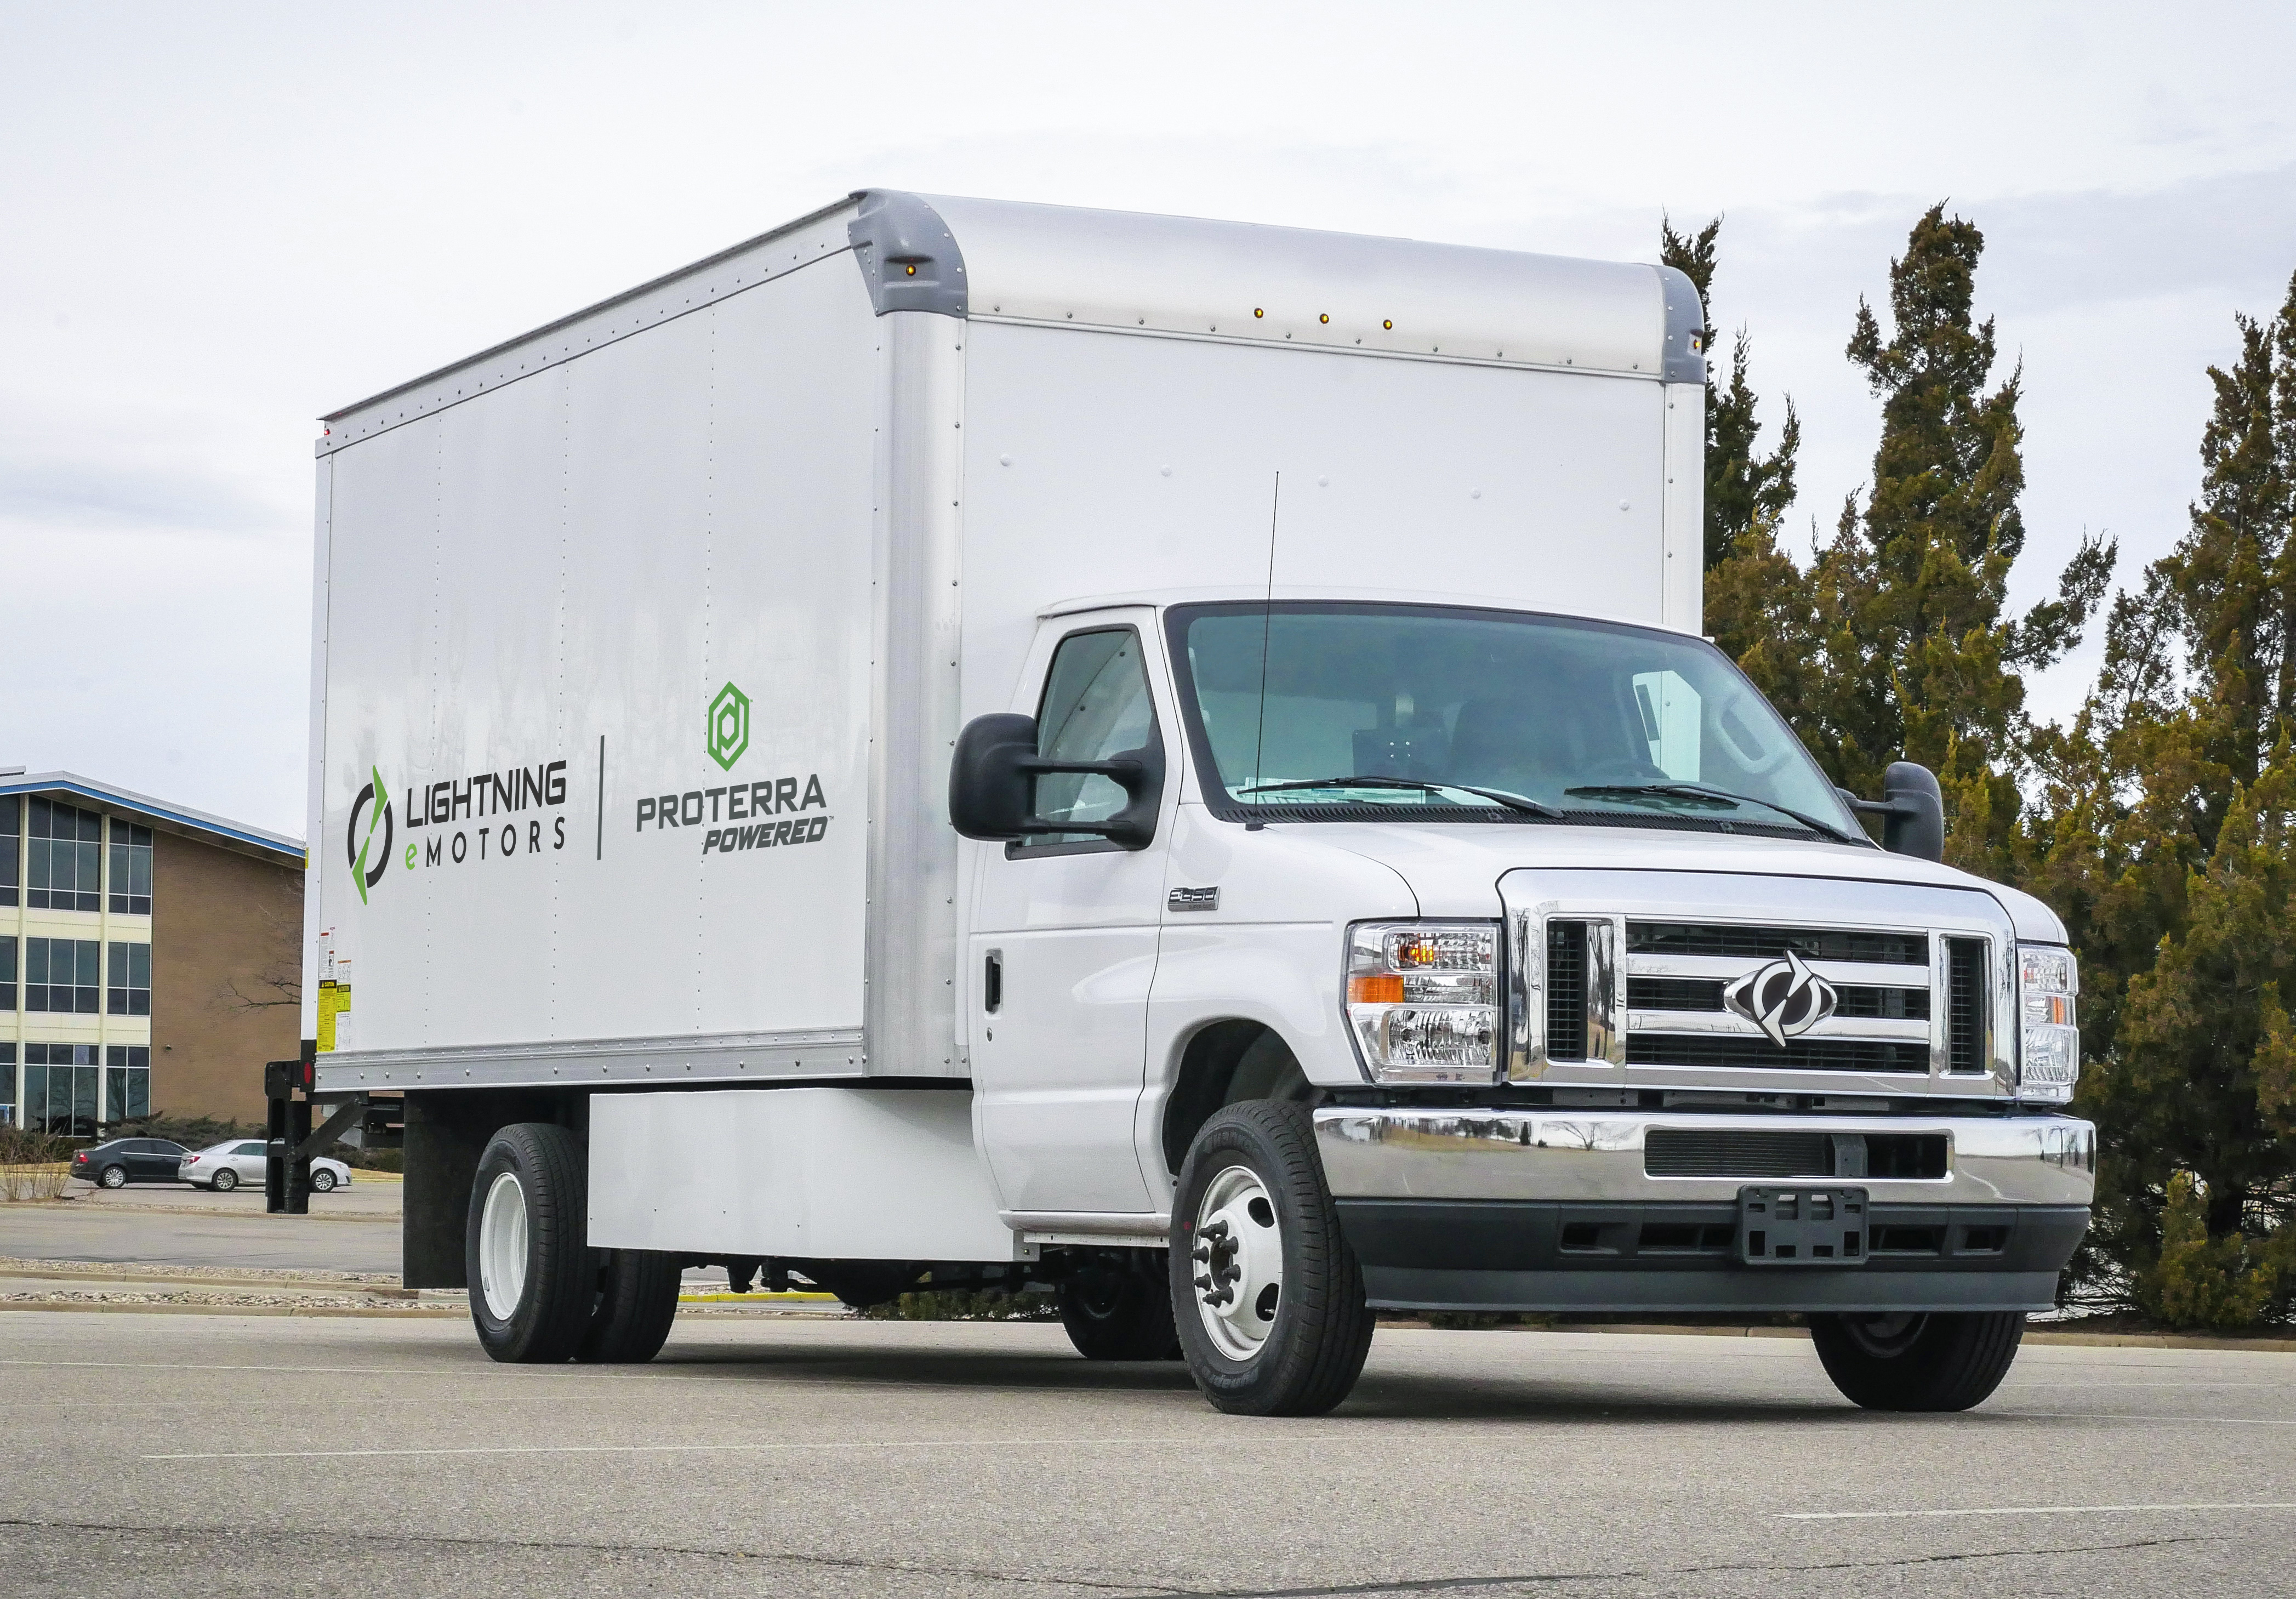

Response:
(1737, 1185), (1867, 1266)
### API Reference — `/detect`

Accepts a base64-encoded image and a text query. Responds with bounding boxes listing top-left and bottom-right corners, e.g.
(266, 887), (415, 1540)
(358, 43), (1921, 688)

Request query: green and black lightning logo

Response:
(346, 765), (394, 905)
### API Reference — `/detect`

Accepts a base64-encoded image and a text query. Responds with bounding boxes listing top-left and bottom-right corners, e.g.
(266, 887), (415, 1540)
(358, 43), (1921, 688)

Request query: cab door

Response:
(967, 616), (1176, 1216)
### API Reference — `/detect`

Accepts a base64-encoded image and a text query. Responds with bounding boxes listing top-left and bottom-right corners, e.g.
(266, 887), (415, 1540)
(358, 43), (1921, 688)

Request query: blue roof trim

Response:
(0, 773), (304, 862)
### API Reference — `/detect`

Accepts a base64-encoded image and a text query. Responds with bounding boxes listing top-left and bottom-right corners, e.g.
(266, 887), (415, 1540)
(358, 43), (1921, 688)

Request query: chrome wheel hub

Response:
(1192, 1165), (1283, 1360)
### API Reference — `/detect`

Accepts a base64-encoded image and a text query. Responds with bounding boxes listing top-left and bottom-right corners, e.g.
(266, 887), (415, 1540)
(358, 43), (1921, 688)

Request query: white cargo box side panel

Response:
(314, 255), (877, 1073)
(955, 323), (1668, 726)
(588, 1088), (1019, 1260)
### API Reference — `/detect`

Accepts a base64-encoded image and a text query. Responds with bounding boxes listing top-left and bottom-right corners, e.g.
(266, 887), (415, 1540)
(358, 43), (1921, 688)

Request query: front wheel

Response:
(311, 1168), (338, 1193)
(1170, 1101), (1375, 1416)
(1809, 1311), (2025, 1411)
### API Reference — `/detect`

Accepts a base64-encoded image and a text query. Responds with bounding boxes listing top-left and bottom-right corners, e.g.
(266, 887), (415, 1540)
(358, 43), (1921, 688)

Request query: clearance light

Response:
(1345, 921), (1499, 1082)
(1254, 307), (1264, 318)
(1319, 313), (1330, 324)
(1382, 319), (1393, 329)
(904, 264), (917, 276)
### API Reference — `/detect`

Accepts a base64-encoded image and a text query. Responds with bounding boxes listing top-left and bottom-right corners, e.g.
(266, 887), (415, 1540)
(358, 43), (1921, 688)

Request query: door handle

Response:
(984, 951), (1002, 1014)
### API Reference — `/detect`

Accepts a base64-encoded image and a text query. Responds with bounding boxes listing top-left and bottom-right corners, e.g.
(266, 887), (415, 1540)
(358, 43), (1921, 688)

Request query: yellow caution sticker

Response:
(316, 980), (351, 1053)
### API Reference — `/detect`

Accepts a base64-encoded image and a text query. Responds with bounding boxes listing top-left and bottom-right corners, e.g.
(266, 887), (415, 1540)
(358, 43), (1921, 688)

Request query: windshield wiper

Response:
(1239, 775), (1563, 817)
(1562, 782), (1869, 846)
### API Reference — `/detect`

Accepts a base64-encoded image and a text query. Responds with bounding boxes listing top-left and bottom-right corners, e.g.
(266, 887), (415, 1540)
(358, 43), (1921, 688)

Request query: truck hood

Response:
(1303, 821), (2070, 943)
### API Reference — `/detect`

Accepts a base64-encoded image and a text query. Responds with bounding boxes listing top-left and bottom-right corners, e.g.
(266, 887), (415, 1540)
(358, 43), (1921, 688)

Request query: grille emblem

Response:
(1723, 949), (1838, 1045)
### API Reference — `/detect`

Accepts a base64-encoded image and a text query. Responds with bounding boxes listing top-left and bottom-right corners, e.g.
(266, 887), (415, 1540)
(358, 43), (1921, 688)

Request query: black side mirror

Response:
(1847, 761), (1944, 862)
(948, 712), (1165, 850)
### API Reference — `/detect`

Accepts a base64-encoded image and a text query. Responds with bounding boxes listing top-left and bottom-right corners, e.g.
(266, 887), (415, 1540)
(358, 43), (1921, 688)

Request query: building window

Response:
(106, 941), (152, 1016)
(24, 1043), (100, 1137)
(0, 1043), (14, 1128)
(109, 822), (153, 916)
(25, 937), (100, 1013)
(105, 1045), (151, 1123)
(0, 936), (14, 1010)
(27, 799), (102, 912)
(1, 795), (18, 907)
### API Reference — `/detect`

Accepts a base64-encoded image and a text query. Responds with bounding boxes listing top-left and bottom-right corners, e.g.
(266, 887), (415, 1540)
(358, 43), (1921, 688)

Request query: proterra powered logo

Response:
(707, 681), (751, 770)
(346, 765), (394, 904)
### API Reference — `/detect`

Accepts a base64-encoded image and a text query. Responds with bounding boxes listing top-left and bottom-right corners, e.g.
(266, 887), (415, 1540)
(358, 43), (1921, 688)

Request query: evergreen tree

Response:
(1801, 204), (2110, 869)
(2036, 271), (2296, 1327)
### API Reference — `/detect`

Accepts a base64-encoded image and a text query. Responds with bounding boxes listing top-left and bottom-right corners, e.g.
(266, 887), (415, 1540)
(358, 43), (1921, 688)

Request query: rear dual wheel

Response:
(467, 1123), (680, 1364)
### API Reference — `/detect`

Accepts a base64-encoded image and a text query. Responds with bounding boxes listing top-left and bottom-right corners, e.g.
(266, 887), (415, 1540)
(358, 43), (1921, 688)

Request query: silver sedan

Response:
(179, 1139), (354, 1193)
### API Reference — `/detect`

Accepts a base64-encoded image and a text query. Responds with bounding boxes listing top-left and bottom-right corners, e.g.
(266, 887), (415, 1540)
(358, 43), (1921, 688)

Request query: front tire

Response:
(466, 1123), (596, 1363)
(311, 1168), (338, 1193)
(1059, 1255), (1177, 1361)
(1170, 1101), (1375, 1416)
(1809, 1311), (2025, 1412)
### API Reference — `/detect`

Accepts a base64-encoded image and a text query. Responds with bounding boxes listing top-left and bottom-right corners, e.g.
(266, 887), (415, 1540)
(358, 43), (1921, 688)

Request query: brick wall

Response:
(150, 834), (302, 1123)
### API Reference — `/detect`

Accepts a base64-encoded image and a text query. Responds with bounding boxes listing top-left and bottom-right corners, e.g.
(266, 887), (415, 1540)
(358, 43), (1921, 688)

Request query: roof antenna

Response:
(1250, 471), (1281, 794)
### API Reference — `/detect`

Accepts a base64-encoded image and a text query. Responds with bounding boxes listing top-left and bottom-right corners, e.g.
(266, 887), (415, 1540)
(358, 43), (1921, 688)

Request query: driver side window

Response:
(1021, 628), (1157, 851)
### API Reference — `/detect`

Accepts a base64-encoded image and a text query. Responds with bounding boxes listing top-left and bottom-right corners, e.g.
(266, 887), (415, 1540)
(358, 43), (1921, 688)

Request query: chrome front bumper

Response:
(1312, 1107), (2096, 1208)
(1313, 1107), (2095, 1314)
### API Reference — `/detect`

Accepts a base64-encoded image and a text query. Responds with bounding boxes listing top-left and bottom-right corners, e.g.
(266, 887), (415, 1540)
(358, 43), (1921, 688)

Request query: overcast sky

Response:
(5, 2), (2295, 838)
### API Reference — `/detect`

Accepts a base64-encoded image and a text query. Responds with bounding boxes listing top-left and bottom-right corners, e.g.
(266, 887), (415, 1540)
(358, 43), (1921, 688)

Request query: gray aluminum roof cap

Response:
(321, 190), (1700, 453)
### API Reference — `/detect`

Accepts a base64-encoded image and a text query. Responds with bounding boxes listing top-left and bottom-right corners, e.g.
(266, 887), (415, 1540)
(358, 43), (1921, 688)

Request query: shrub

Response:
(862, 1288), (1060, 1321)
(0, 1126), (76, 1201)
(2134, 1172), (2292, 1331)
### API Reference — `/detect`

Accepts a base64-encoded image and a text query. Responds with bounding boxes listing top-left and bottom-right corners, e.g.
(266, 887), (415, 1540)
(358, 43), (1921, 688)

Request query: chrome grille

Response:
(1619, 917), (1951, 1079)
(1503, 873), (2013, 1096)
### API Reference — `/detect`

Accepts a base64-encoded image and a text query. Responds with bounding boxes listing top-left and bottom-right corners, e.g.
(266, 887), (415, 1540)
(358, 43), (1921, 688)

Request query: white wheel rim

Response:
(478, 1171), (529, 1322)
(1191, 1164), (1284, 1360)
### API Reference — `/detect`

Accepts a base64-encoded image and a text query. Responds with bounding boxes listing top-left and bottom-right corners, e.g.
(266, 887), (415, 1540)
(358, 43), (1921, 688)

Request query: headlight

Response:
(2016, 943), (2080, 1102)
(1345, 921), (1499, 1082)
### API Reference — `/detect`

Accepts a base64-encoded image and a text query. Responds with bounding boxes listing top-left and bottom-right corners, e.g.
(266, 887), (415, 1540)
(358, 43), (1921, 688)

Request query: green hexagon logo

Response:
(707, 681), (751, 771)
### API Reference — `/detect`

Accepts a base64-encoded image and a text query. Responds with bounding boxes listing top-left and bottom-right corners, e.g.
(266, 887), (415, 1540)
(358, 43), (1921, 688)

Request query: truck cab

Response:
(303, 189), (2091, 1419)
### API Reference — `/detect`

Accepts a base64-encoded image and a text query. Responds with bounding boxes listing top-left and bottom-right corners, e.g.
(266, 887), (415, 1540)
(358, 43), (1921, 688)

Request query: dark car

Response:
(71, 1138), (189, 1188)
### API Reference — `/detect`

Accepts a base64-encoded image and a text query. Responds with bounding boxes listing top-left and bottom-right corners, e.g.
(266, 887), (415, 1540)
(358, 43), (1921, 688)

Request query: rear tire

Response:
(466, 1123), (595, 1364)
(211, 1168), (238, 1192)
(1809, 1311), (2025, 1411)
(1171, 1101), (1375, 1416)
(1059, 1256), (1177, 1361)
(577, 1250), (682, 1363)
(98, 1165), (128, 1189)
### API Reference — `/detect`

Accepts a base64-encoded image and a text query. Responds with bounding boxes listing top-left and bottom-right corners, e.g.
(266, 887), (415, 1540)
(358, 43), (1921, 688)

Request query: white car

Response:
(179, 1140), (352, 1193)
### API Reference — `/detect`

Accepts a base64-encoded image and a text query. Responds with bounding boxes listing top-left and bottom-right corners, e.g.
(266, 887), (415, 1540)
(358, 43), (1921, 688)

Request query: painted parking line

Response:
(147, 1437), (1188, 1461)
(1783, 1501), (2296, 1521)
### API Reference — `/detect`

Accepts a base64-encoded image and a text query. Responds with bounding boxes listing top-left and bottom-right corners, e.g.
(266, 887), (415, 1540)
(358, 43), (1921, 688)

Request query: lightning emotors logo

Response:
(346, 765), (394, 904)
(1722, 949), (1838, 1046)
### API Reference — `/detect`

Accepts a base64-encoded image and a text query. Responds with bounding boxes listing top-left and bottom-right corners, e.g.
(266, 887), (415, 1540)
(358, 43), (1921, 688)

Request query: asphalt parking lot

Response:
(4, 1310), (2292, 1598)
(2, 1187), (401, 1274)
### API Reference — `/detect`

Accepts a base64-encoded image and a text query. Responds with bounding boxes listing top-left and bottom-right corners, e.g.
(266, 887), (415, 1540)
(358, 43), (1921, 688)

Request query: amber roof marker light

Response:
(1253, 307), (1264, 318)
(1319, 313), (1330, 324)
(1382, 319), (1393, 330)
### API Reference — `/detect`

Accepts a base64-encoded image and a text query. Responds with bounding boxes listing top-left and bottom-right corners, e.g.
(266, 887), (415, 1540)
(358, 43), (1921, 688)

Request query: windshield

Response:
(1166, 602), (1861, 839)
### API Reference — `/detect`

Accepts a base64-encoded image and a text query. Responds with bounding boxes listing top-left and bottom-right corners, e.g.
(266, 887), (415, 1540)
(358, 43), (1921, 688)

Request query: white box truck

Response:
(304, 190), (2094, 1415)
